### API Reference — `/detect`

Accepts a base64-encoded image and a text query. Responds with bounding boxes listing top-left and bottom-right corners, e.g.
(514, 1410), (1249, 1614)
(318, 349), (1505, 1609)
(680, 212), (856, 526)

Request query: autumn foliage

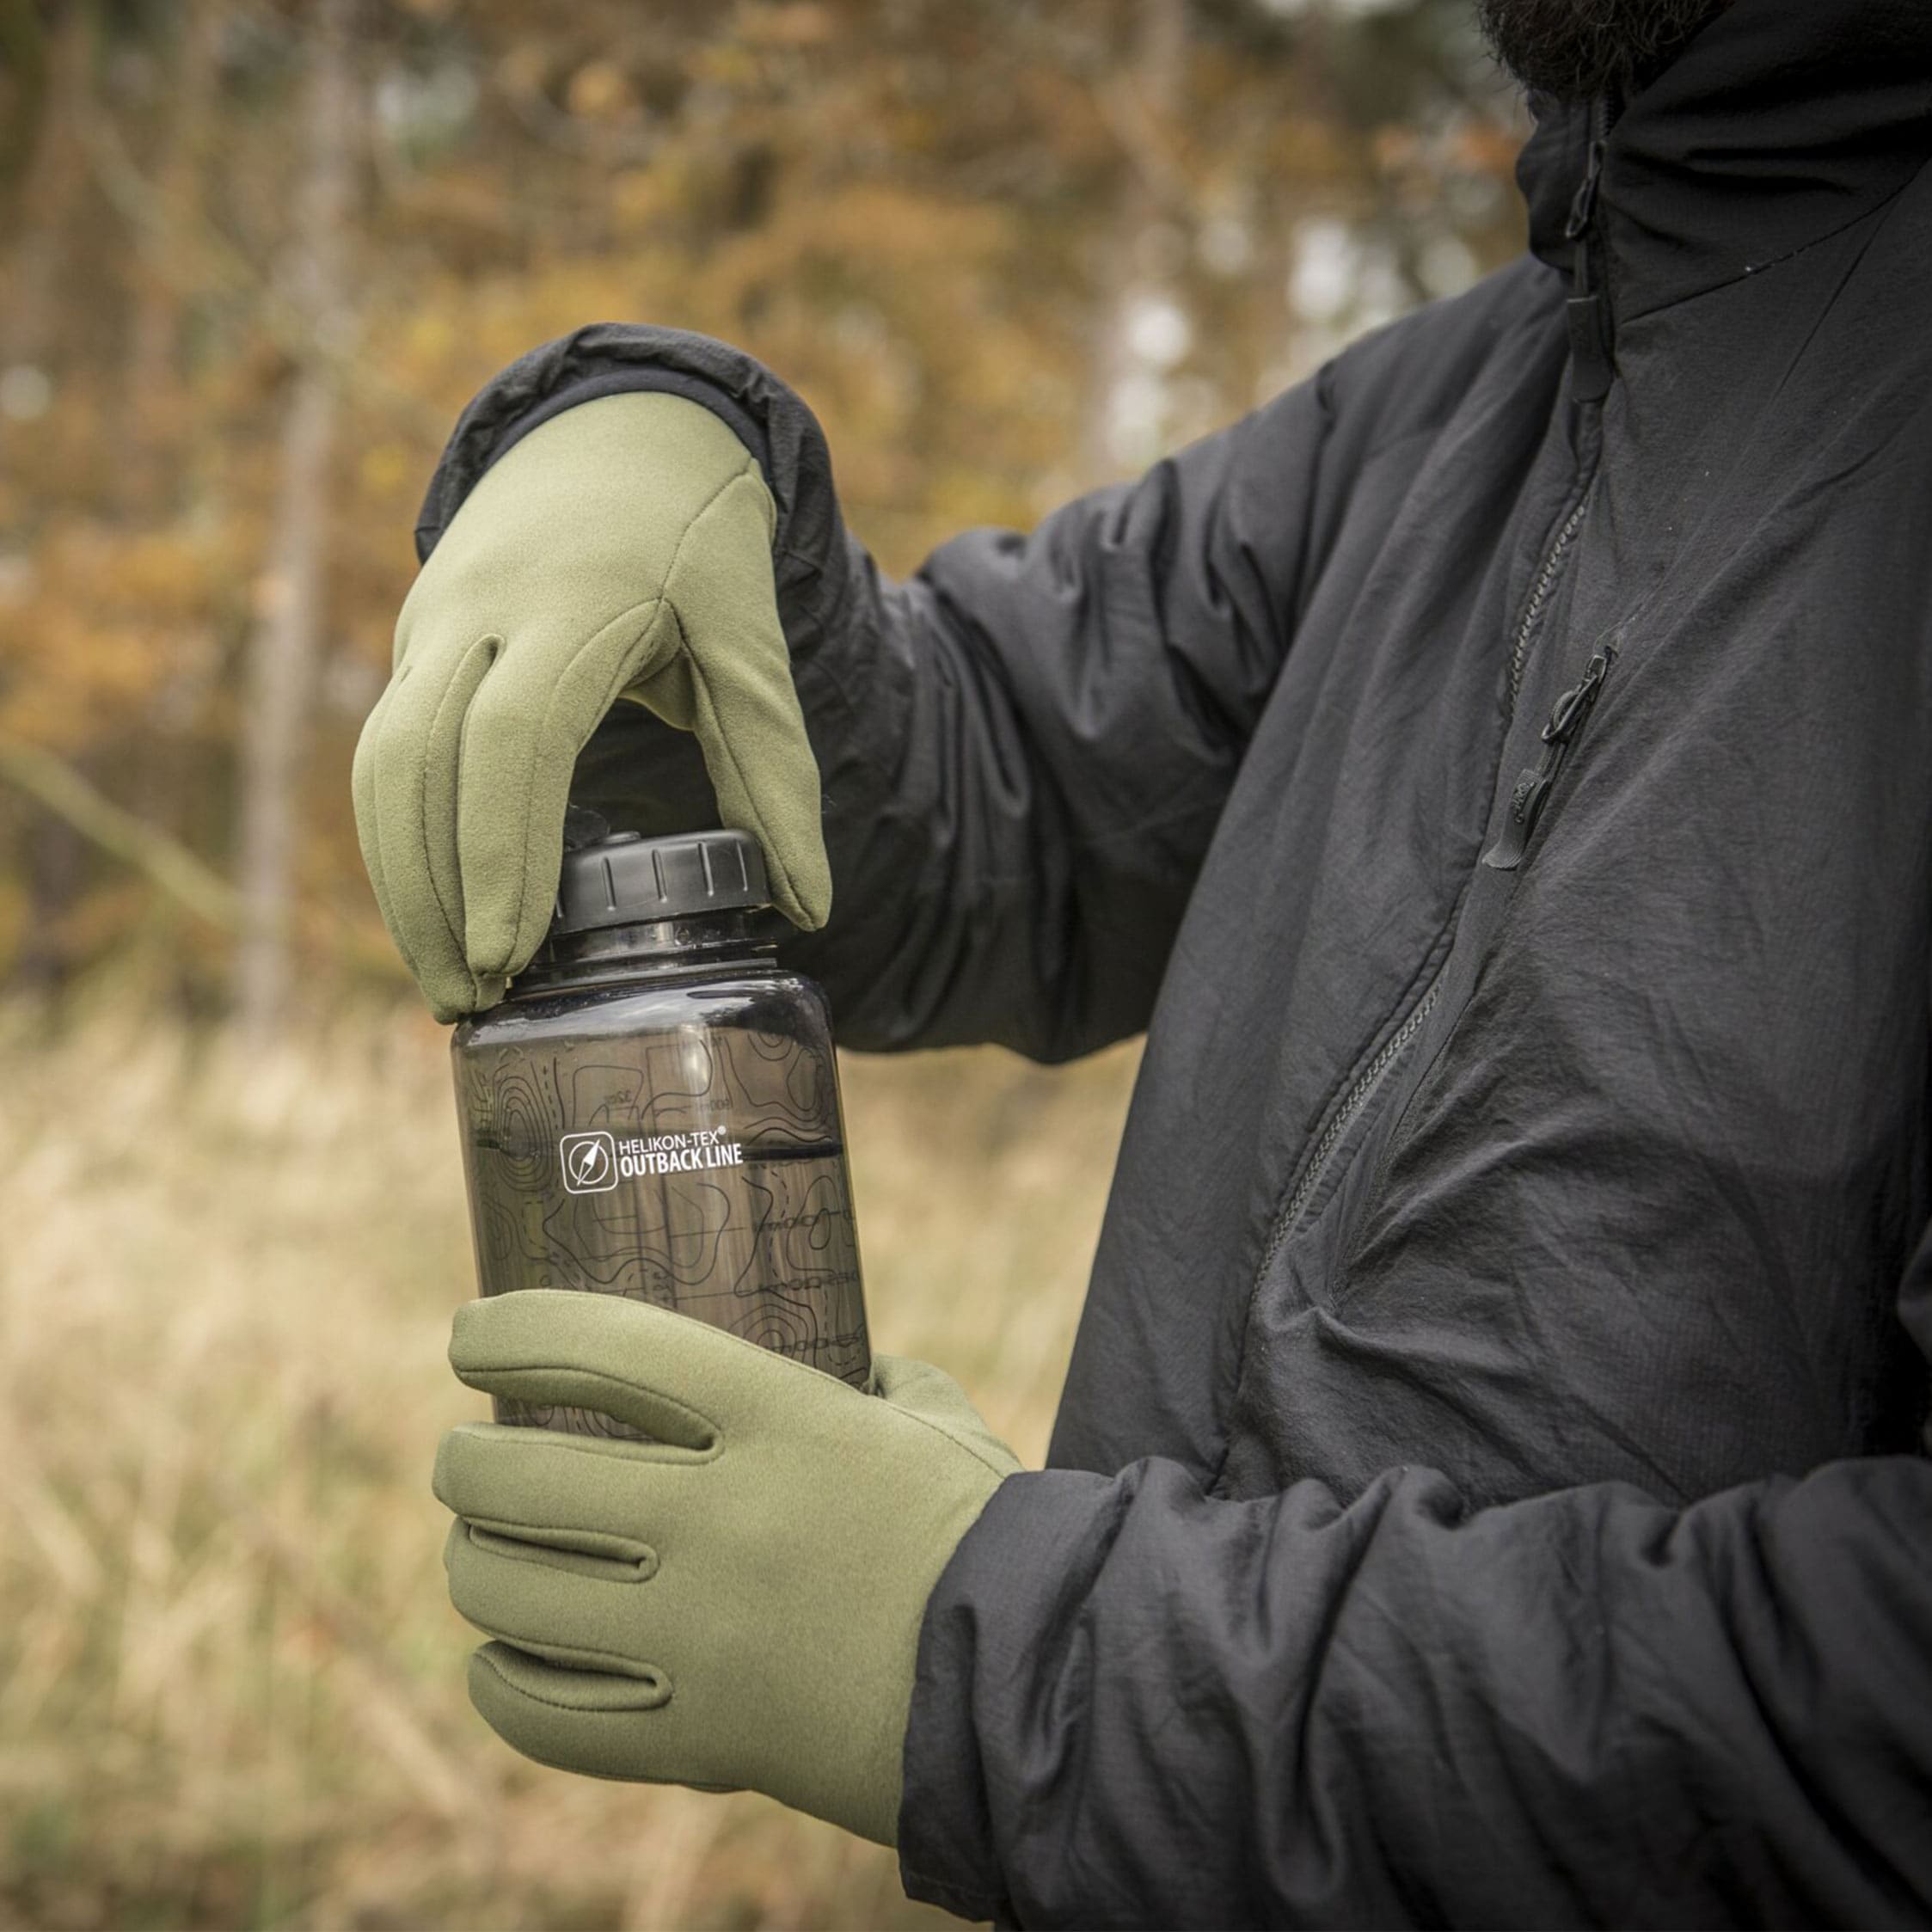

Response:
(0, 0), (1521, 1020)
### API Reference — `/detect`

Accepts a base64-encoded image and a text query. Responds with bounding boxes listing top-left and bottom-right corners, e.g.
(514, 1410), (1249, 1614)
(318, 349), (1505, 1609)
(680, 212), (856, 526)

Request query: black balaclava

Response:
(1478, 0), (1739, 101)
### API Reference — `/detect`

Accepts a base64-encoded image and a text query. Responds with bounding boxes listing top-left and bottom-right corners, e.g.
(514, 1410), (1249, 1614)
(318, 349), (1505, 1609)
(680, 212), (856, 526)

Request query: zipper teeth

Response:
(1265, 978), (1443, 1262)
(1507, 490), (1591, 702)
(1254, 447), (1595, 1280)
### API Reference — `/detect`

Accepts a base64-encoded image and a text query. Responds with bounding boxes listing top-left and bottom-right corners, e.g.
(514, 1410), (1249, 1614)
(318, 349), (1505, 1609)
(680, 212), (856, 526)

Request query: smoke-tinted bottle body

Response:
(451, 833), (869, 1436)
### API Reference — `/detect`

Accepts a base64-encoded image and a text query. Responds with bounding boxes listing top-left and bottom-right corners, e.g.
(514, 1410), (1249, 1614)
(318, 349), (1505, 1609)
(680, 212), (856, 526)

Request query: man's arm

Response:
(899, 1224), (1932, 1928)
(416, 323), (1339, 1059)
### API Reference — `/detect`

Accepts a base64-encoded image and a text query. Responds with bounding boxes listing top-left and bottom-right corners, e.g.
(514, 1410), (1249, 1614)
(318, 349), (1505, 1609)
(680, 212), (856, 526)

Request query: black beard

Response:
(1476, 0), (1736, 102)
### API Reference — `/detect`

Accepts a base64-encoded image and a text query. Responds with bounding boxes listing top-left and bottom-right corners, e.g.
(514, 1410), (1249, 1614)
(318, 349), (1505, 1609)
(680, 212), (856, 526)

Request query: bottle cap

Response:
(550, 830), (771, 936)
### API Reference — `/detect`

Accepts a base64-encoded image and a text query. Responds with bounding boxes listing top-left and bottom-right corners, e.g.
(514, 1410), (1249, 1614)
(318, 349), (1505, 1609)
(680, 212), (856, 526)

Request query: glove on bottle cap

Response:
(551, 829), (772, 936)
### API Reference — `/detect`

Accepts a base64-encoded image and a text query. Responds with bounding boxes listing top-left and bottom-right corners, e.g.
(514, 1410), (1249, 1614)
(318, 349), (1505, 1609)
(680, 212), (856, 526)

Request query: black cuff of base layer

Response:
(896, 1469), (1123, 1927)
(412, 323), (811, 564)
(469, 368), (771, 498)
(414, 365), (767, 562)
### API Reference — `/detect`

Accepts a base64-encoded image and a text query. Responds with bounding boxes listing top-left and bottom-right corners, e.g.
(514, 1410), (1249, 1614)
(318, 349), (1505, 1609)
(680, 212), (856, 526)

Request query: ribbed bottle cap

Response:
(551, 830), (771, 936)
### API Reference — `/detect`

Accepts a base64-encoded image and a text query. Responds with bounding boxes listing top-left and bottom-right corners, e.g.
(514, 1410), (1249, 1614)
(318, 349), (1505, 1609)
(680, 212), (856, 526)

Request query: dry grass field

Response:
(0, 1002), (1138, 1930)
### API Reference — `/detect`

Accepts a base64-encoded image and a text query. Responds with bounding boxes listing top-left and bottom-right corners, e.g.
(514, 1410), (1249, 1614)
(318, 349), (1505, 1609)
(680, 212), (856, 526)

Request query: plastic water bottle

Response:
(451, 829), (870, 1436)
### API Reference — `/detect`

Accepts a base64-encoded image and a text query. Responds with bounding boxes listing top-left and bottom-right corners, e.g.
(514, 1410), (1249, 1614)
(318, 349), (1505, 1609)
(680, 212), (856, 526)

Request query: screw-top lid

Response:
(551, 829), (771, 936)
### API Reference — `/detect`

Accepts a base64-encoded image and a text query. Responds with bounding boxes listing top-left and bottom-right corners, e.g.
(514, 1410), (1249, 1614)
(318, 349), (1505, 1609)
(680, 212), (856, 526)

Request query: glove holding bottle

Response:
(353, 391), (831, 1021)
(435, 1291), (1021, 1844)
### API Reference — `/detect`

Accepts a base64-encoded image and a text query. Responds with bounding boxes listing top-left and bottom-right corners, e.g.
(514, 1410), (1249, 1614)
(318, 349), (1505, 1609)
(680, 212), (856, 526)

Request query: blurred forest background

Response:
(0, 1), (1524, 1926)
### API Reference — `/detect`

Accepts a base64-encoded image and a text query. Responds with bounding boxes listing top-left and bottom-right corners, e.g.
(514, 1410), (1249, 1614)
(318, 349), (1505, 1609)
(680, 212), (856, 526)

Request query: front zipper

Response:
(1507, 488), (1592, 702)
(1247, 101), (1617, 1278)
(1481, 644), (1615, 871)
(1564, 97), (1616, 402)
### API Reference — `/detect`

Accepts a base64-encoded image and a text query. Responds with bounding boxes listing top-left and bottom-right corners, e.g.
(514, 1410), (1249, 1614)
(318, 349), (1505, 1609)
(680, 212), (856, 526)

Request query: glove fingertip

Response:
(448, 1290), (500, 1354)
(420, 966), (488, 1025)
(469, 968), (508, 1018)
(430, 1423), (481, 1512)
(768, 844), (833, 934)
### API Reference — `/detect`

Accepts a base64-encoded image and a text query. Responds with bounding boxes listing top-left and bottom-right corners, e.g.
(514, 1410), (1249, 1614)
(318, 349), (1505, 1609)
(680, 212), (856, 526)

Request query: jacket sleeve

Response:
(413, 323), (1339, 1060)
(898, 1224), (1932, 1929)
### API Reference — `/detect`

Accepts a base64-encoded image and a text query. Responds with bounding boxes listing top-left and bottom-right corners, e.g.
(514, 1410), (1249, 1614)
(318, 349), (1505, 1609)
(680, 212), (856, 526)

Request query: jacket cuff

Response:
(896, 1468), (1125, 1924)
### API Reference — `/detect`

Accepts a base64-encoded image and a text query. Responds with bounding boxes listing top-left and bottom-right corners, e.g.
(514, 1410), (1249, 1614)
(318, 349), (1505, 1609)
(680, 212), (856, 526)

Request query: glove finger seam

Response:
(448, 1365), (724, 1455)
(468, 1630), (672, 1691)
(653, 457), (766, 606)
(659, 471), (823, 927)
(420, 630), (506, 1001)
(442, 1420), (715, 1472)
(494, 594), (672, 973)
(669, 641), (823, 929)
(461, 1519), (659, 1583)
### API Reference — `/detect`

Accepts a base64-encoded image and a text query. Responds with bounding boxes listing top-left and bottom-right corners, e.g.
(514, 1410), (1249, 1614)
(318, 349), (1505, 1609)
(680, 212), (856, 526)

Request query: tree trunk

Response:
(1079, 0), (1187, 487)
(232, 0), (356, 1040)
(4, 7), (96, 995)
(121, 0), (222, 518)
(0, 3), (90, 371)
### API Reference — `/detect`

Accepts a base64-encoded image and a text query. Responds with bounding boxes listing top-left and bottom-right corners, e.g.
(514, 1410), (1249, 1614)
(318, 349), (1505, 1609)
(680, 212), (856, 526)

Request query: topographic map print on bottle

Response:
(458, 1021), (870, 1437)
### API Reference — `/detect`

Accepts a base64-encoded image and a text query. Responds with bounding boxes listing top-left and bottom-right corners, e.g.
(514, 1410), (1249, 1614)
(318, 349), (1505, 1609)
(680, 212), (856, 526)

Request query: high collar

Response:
(1520, 0), (1932, 324)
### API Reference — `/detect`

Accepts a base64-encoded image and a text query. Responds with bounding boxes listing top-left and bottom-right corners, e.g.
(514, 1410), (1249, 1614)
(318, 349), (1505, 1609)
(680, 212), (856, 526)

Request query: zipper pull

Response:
(1564, 100), (1615, 403)
(1563, 136), (1607, 242)
(1482, 647), (1615, 872)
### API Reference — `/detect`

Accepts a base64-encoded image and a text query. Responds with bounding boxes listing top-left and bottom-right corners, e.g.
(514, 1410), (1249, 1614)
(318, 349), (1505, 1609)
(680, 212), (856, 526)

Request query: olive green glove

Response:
(432, 1291), (1021, 1845)
(353, 393), (830, 1021)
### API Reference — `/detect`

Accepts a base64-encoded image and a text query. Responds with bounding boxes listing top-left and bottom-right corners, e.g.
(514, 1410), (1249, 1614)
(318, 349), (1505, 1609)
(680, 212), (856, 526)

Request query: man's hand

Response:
(353, 392), (831, 1021)
(433, 1291), (1020, 1845)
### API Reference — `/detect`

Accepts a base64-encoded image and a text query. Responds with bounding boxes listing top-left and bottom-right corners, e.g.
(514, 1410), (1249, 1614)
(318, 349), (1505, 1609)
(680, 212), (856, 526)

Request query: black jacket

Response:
(414, 3), (1932, 1923)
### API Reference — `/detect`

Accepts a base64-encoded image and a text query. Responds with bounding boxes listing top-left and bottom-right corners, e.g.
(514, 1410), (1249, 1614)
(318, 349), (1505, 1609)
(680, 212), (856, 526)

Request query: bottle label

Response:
(560, 1126), (746, 1190)
(458, 1022), (871, 1426)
